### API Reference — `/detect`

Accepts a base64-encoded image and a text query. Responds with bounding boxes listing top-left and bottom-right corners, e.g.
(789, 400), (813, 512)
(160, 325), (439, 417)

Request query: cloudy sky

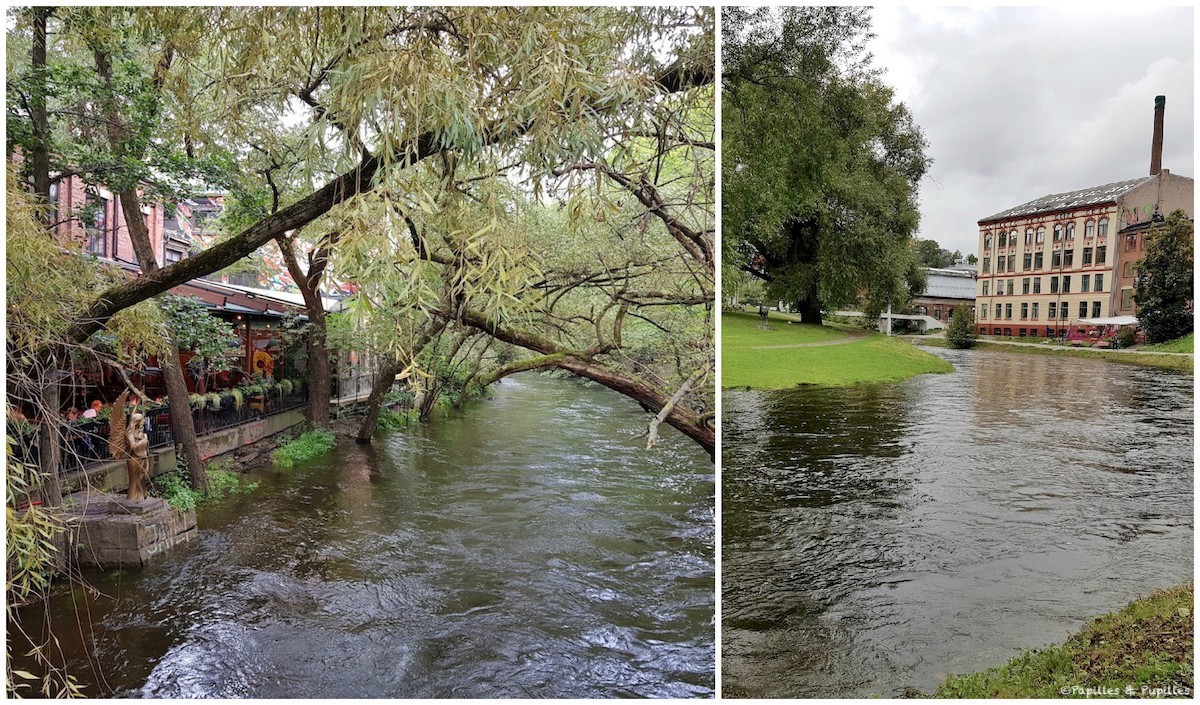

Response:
(866, 6), (1194, 257)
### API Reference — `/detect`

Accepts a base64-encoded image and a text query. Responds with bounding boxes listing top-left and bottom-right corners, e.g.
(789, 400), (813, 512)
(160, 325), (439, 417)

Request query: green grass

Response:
(917, 338), (1194, 373)
(155, 460), (259, 512)
(721, 312), (952, 388)
(935, 583), (1193, 698)
(271, 428), (336, 468)
(1141, 333), (1194, 353)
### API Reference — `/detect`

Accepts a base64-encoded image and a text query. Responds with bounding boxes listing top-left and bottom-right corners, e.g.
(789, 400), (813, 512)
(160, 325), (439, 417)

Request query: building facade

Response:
(913, 266), (976, 324)
(974, 170), (1193, 338)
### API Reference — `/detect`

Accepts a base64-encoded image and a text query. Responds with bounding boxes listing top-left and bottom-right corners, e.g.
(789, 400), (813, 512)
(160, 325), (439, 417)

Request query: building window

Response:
(1007, 254), (1015, 271)
(1023, 253), (1032, 269)
(1050, 276), (1059, 294)
(1066, 222), (1075, 240)
(1022, 278), (1030, 294)
(1052, 224), (1062, 242)
(1052, 250), (1062, 267)
(1020, 303), (1028, 319)
(85, 195), (109, 256)
(1009, 231), (1017, 247)
(1120, 288), (1134, 310)
(1063, 249), (1073, 267)
(983, 257), (990, 273)
(1082, 247), (1092, 265)
(1062, 275), (1071, 293)
(995, 303), (1002, 318)
(982, 281), (989, 296)
(984, 234), (992, 249)
(980, 304), (987, 320)
(1034, 252), (1044, 269)
(1005, 304), (1013, 319)
(1006, 280), (1014, 295)
(1098, 217), (1108, 238)
(1094, 273), (1102, 291)
(1025, 228), (1034, 245)
(1081, 274), (1090, 293)
(1079, 301), (1088, 319)
(1085, 220), (1096, 238)
(165, 249), (183, 265)
(1125, 233), (1138, 252)
(1096, 245), (1106, 264)
(1031, 302), (1039, 319)
(1092, 301), (1101, 318)
(1033, 277), (1042, 294)
(997, 257), (1006, 273)
(1060, 301), (1069, 320)
(1048, 304), (1056, 319)
(1122, 261), (1133, 277)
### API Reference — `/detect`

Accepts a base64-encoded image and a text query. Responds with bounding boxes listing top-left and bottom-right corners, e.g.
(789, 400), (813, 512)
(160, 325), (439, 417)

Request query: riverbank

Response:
(722, 311), (951, 388)
(913, 337), (1194, 373)
(934, 583), (1193, 698)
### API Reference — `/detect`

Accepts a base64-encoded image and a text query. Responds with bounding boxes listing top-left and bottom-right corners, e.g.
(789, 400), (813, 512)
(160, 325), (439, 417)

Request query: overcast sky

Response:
(866, 6), (1195, 257)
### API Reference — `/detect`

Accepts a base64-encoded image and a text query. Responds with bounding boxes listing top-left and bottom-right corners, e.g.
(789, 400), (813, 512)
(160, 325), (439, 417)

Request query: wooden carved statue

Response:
(108, 390), (150, 500)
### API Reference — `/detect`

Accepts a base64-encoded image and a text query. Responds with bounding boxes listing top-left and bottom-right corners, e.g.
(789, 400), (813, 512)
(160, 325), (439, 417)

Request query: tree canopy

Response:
(722, 6), (929, 324)
(6, 7), (715, 451)
(1134, 210), (1193, 344)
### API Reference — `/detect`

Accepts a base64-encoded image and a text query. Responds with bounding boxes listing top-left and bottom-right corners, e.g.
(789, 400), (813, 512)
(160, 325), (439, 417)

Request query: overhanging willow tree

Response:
(722, 6), (929, 323)
(9, 7), (715, 453)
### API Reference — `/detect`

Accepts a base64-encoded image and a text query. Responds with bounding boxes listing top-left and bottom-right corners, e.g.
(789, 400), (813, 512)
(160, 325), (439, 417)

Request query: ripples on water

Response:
(11, 374), (714, 698)
(722, 348), (1193, 698)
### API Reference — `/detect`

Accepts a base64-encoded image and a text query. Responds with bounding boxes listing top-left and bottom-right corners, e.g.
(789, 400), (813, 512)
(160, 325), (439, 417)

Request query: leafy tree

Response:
(945, 304), (976, 349)
(966, 253), (978, 266)
(914, 239), (961, 269)
(723, 6), (929, 324)
(1134, 210), (1194, 344)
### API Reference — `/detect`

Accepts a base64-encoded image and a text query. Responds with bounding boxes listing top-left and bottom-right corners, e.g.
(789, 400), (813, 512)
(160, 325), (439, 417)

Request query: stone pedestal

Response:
(64, 493), (197, 569)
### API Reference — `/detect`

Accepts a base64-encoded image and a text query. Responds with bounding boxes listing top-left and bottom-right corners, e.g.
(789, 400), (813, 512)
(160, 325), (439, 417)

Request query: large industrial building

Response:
(974, 96), (1193, 338)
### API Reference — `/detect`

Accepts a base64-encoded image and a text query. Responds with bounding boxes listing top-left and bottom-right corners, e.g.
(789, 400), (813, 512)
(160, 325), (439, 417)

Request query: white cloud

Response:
(866, 6), (1194, 256)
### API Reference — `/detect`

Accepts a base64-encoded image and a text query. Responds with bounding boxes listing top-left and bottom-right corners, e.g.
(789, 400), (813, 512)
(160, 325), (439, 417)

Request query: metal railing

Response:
(7, 389), (308, 477)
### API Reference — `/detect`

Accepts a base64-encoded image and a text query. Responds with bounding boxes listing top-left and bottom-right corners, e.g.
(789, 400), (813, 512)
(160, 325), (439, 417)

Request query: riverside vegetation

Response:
(935, 584), (1194, 698)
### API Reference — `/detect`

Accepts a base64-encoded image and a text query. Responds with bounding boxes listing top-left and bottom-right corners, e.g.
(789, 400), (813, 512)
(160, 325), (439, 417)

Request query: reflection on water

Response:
(12, 374), (714, 698)
(722, 349), (1192, 698)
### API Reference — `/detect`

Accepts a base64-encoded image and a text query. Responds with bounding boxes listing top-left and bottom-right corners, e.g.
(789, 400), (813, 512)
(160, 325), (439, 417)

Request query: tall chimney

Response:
(1149, 95), (1165, 175)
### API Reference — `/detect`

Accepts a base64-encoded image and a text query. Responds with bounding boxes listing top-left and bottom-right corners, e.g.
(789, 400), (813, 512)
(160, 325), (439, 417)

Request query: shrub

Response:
(271, 429), (336, 468)
(204, 392), (222, 410)
(279, 379), (293, 395)
(228, 388), (244, 411)
(1116, 326), (1136, 349)
(946, 304), (976, 349)
(376, 408), (409, 431)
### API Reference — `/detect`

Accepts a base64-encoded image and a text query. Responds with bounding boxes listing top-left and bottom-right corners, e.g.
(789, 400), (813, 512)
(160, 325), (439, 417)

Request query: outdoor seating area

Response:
(8, 380), (309, 477)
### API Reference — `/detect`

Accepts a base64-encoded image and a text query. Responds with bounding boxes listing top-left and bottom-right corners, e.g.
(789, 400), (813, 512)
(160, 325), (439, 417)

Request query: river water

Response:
(14, 374), (715, 698)
(722, 347), (1193, 698)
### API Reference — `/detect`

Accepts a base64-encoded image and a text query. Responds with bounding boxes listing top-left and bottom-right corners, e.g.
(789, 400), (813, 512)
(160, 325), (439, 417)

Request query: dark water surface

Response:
(722, 348), (1193, 698)
(15, 374), (714, 698)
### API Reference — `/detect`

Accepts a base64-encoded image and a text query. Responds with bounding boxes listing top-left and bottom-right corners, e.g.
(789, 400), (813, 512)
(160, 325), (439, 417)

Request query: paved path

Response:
(909, 334), (1193, 357)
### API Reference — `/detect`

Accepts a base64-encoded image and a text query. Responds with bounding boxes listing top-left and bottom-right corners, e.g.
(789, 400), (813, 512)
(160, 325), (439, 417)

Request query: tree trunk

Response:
(29, 8), (51, 215)
(795, 290), (823, 325)
(36, 371), (64, 507)
(355, 320), (447, 443)
(276, 236), (330, 427)
(354, 360), (401, 444)
(116, 193), (209, 492)
(93, 46), (208, 492)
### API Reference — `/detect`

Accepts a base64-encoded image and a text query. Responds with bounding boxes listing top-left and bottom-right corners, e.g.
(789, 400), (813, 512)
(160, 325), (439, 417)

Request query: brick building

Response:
(974, 97), (1193, 338)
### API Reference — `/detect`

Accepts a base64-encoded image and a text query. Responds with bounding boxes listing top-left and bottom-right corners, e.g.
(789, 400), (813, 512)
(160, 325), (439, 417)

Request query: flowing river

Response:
(13, 374), (715, 698)
(722, 347), (1193, 698)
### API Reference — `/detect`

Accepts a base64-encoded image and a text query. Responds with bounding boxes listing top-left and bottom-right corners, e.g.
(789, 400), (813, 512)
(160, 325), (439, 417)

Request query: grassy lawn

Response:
(1141, 332), (1194, 353)
(722, 311), (952, 388)
(916, 338), (1194, 374)
(935, 583), (1193, 698)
